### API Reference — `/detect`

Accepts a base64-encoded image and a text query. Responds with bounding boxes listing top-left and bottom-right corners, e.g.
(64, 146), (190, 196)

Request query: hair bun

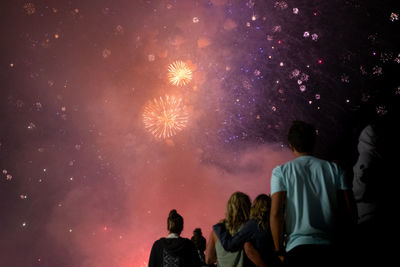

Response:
(169, 209), (178, 217)
(167, 209), (184, 235)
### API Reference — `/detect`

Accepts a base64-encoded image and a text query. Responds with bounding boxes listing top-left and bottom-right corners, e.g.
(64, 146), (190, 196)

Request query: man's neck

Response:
(293, 150), (311, 158)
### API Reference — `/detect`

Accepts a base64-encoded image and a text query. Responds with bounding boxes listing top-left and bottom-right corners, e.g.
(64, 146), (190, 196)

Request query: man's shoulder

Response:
(271, 159), (296, 177)
(279, 156), (342, 172)
(277, 157), (304, 170)
(318, 157), (342, 170)
(274, 157), (301, 169)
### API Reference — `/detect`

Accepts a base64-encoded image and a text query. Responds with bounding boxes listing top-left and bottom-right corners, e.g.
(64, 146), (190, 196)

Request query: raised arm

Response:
(205, 230), (217, 265)
(213, 220), (256, 252)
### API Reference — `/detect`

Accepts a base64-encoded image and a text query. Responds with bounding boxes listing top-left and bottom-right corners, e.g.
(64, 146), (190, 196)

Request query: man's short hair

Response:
(288, 120), (316, 153)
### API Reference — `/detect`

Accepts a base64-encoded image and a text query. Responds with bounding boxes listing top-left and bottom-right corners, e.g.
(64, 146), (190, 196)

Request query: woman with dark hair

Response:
(191, 228), (213, 267)
(148, 209), (201, 267)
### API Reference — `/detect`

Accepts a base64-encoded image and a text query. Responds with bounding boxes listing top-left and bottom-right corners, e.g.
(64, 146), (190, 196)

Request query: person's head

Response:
(250, 194), (271, 231)
(288, 120), (317, 154)
(225, 191), (251, 235)
(191, 228), (206, 252)
(167, 209), (183, 235)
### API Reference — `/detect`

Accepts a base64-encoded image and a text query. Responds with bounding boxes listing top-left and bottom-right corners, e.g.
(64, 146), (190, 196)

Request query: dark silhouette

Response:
(352, 96), (400, 266)
(148, 209), (201, 267)
(191, 228), (213, 267)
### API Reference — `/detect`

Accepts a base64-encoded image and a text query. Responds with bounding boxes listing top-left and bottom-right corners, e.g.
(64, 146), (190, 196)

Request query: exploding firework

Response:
(142, 95), (189, 139)
(168, 61), (193, 86)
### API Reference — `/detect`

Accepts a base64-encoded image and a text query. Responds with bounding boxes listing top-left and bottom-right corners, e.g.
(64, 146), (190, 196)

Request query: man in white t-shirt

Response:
(269, 121), (354, 267)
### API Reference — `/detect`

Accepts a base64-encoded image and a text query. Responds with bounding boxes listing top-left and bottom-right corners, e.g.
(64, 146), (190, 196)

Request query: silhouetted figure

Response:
(213, 194), (281, 266)
(191, 228), (209, 267)
(270, 121), (354, 267)
(205, 192), (267, 267)
(148, 209), (201, 267)
(352, 100), (399, 266)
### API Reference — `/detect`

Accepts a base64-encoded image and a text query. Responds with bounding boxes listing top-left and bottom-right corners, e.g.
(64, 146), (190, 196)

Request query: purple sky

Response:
(0, 0), (399, 266)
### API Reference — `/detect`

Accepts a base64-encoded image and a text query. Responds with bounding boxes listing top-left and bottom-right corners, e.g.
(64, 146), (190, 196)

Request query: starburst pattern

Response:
(143, 95), (189, 139)
(168, 61), (193, 86)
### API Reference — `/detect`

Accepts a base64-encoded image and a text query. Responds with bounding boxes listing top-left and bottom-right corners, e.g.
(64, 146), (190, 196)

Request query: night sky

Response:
(1, 0), (399, 266)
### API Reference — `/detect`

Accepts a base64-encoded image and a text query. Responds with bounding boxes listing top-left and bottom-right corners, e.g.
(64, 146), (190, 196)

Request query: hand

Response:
(274, 248), (285, 263)
(278, 255), (285, 263)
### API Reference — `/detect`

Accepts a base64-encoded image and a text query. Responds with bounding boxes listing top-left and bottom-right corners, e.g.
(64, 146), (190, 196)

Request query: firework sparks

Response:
(143, 95), (189, 139)
(168, 61), (193, 86)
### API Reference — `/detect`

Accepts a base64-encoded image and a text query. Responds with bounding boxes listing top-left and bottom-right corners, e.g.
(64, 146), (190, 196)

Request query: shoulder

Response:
(181, 237), (196, 246)
(361, 124), (376, 139)
(150, 238), (166, 254)
(359, 124), (379, 148)
(309, 156), (342, 170)
(213, 222), (225, 230)
(271, 165), (288, 194)
(272, 159), (296, 177)
(181, 238), (197, 253)
(321, 158), (344, 174)
(271, 164), (283, 177)
(181, 237), (193, 242)
(314, 158), (347, 184)
(152, 238), (165, 247)
(279, 157), (302, 170)
(271, 165), (284, 184)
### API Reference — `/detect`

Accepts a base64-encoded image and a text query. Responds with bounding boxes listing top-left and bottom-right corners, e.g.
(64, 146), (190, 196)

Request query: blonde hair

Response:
(250, 194), (271, 232)
(225, 192), (251, 235)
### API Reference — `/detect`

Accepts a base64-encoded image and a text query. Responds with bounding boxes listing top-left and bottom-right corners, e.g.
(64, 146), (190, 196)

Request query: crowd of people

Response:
(148, 116), (398, 266)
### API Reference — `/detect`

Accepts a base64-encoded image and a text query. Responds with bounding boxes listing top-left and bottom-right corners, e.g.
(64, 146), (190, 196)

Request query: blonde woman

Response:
(205, 192), (267, 267)
(213, 194), (279, 266)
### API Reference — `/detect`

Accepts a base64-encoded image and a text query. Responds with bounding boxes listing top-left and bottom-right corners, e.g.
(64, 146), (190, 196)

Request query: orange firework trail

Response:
(168, 61), (192, 86)
(142, 95), (189, 139)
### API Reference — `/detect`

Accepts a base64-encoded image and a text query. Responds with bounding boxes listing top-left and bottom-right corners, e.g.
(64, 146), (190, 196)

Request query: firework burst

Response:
(168, 61), (193, 86)
(142, 95), (189, 139)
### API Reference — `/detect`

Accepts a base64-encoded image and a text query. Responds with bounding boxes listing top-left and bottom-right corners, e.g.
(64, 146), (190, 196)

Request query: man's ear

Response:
(288, 143), (294, 151)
